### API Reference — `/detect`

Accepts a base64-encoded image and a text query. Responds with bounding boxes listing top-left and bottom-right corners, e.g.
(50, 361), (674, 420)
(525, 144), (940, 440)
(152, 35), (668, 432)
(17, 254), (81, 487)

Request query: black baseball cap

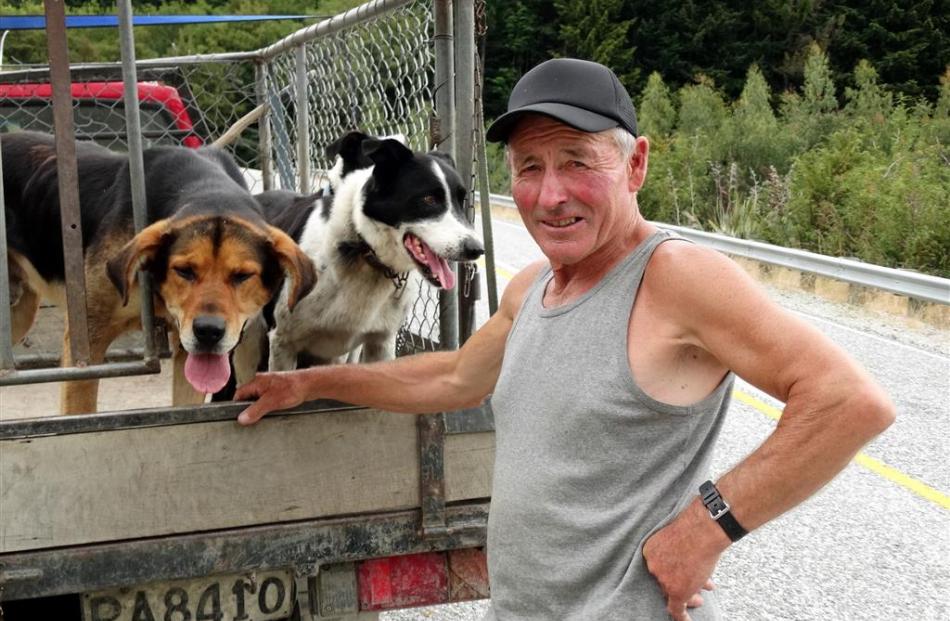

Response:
(486, 58), (638, 143)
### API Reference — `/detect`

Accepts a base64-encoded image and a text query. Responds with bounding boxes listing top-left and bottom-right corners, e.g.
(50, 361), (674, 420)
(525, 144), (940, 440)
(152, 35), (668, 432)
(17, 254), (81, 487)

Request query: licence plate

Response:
(82, 569), (294, 621)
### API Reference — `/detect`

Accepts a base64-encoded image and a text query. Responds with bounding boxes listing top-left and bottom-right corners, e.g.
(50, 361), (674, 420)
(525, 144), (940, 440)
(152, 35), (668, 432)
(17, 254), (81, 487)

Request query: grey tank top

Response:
(484, 231), (734, 620)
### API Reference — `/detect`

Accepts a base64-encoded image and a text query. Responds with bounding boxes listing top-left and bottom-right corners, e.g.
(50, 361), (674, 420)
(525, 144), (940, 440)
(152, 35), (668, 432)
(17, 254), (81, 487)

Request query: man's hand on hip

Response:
(643, 500), (731, 621)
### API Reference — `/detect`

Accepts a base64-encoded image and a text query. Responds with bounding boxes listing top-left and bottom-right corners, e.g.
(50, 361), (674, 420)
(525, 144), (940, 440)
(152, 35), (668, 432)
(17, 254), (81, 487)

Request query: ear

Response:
(429, 150), (456, 168)
(106, 219), (172, 306)
(628, 136), (650, 192)
(325, 130), (369, 161)
(362, 138), (413, 167)
(267, 226), (317, 311)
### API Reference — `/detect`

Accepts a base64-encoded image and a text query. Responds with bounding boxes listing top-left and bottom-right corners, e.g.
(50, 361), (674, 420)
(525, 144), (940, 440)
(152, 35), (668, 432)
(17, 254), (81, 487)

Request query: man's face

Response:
(507, 115), (642, 268)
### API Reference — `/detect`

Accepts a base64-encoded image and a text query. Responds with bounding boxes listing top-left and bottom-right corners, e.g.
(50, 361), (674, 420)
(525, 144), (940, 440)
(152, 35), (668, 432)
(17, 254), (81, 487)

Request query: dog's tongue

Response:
(422, 243), (455, 289)
(184, 353), (230, 394)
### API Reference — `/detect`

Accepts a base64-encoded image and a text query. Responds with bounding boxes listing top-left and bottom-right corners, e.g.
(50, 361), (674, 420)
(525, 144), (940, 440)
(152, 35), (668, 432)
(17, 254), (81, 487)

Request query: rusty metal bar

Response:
(0, 400), (359, 440)
(255, 62), (275, 191)
(0, 502), (489, 600)
(44, 0), (91, 366)
(435, 0), (458, 352)
(418, 413), (449, 538)
(117, 0), (159, 364)
(295, 44), (311, 194)
(0, 138), (15, 371)
(0, 359), (161, 388)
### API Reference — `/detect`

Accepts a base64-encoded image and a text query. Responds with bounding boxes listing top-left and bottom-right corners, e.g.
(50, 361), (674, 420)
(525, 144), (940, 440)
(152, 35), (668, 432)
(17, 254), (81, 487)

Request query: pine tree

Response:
(553, 0), (638, 89)
(802, 43), (838, 115)
(735, 65), (777, 128)
(844, 59), (893, 122)
(638, 72), (676, 138)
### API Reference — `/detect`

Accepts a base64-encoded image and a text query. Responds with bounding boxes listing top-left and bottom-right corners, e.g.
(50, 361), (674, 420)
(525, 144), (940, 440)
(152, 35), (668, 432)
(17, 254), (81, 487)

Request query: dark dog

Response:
(2, 131), (315, 413)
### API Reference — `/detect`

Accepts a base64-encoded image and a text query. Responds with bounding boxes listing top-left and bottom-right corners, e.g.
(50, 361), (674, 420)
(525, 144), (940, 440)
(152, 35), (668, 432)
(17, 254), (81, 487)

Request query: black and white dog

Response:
(232, 131), (483, 382)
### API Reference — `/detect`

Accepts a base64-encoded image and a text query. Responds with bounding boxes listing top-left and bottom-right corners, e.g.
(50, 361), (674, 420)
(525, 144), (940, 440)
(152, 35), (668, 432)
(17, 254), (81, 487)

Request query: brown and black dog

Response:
(2, 131), (316, 414)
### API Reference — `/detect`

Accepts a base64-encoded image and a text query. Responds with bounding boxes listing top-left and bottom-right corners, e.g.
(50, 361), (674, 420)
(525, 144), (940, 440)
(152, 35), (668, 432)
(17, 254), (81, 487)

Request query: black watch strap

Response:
(699, 480), (748, 542)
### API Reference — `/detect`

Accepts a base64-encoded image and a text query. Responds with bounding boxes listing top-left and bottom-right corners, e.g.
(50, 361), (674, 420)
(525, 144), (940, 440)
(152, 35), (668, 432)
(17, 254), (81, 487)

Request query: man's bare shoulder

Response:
(643, 237), (775, 324)
(499, 260), (548, 319)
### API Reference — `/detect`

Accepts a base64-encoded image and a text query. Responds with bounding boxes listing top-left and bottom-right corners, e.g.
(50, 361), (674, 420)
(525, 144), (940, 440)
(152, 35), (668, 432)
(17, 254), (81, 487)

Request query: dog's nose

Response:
(459, 238), (485, 261)
(193, 315), (226, 347)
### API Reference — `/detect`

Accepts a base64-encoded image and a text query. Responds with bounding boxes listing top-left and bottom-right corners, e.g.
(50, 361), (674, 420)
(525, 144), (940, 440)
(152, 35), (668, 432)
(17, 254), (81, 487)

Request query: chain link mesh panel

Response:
(0, 0), (447, 369)
(261, 0), (442, 354)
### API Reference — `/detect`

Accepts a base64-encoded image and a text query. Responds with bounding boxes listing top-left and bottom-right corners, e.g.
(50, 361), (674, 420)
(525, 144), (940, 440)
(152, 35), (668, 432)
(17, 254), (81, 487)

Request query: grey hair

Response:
(503, 125), (637, 164)
(607, 127), (637, 159)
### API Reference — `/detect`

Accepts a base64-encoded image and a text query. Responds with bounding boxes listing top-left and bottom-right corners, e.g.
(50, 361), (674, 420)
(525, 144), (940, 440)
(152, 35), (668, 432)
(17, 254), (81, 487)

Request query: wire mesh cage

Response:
(0, 0), (458, 383)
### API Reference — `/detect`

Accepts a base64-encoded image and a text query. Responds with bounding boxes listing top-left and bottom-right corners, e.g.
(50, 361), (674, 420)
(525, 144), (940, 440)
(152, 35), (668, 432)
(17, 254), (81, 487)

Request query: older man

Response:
(236, 58), (894, 620)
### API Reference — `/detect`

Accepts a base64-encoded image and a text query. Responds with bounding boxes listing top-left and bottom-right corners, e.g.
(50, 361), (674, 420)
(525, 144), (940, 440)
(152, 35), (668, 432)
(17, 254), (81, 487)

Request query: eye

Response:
(231, 271), (254, 286)
(422, 195), (438, 206)
(518, 163), (541, 175)
(173, 266), (197, 282)
(568, 160), (589, 170)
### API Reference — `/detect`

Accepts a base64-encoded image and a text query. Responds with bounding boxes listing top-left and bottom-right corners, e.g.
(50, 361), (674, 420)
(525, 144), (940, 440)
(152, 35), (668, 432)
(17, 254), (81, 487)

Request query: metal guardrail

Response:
(485, 193), (950, 305)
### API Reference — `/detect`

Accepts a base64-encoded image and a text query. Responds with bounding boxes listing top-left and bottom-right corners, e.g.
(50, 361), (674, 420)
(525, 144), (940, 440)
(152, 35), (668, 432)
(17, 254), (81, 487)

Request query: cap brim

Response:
(485, 102), (619, 143)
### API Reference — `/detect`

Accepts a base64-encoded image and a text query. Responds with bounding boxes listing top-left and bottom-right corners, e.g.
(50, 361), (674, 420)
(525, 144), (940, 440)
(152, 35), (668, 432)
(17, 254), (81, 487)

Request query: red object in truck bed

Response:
(0, 81), (202, 148)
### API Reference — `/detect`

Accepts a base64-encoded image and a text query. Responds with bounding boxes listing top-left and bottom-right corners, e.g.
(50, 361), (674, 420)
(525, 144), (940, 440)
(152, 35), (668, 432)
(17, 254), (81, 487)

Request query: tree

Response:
(638, 71), (675, 138)
(483, 0), (559, 119)
(802, 43), (838, 115)
(553, 0), (638, 90)
(844, 59), (892, 122)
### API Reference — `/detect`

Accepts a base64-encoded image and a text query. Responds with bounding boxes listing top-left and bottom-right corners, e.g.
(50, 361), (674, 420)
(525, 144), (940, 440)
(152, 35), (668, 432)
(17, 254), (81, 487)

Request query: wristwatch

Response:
(699, 480), (748, 542)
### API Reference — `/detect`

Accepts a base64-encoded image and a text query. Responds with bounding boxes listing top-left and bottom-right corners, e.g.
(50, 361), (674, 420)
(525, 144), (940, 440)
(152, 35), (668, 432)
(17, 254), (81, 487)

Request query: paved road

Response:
(385, 214), (950, 620)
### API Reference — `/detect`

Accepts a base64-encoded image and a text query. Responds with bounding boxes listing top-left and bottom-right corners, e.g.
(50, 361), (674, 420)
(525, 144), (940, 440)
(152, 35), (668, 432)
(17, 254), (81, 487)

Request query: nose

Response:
(192, 315), (226, 348)
(536, 168), (569, 210)
(459, 238), (484, 261)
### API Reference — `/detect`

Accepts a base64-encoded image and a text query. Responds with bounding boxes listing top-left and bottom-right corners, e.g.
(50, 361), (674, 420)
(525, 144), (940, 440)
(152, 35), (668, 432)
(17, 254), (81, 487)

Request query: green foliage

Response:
(675, 76), (728, 138)
(802, 44), (838, 115)
(638, 72), (675, 138)
(845, 60), (893, 122)
(553, 0), (638, 89)
(2, 1), (331, 64)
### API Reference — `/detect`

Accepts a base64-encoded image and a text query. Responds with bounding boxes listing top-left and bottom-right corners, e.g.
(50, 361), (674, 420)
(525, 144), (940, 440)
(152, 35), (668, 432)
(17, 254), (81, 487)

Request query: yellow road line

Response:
(480, 260), (949, 511)
(733, 390), (950, 511)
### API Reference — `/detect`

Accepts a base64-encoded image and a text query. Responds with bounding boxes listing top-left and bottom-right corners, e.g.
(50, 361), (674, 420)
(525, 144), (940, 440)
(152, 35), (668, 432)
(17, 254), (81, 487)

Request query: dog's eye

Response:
(422, 195), (438, 206)
(173, 266), (197, 282)
(231, 271), (254, 286)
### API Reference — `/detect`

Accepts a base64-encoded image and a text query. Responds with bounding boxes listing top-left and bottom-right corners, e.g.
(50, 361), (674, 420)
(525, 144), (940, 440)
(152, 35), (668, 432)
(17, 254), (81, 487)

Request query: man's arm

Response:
(236, 261), (547, 424)
(642, 243), (895, 621)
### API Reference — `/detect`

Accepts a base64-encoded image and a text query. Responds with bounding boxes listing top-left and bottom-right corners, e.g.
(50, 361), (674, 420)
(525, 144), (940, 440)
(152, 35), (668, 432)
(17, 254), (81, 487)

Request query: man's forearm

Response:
(293, 350), (481, 414)
(705, 382), (894, 542)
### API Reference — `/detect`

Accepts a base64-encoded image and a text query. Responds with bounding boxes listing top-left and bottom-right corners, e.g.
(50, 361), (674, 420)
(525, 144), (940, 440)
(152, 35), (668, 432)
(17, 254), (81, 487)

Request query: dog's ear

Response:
(325, 130), (369, 161)
(362, 138), (414, 184)
(429, 150), (456, 168)
(267, 226), (317, 311)
(106, 219), (172, 306)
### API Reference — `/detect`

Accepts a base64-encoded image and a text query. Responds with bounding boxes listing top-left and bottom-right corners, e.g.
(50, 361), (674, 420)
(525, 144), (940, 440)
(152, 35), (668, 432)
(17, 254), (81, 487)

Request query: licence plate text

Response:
(82, 569), (294, 621)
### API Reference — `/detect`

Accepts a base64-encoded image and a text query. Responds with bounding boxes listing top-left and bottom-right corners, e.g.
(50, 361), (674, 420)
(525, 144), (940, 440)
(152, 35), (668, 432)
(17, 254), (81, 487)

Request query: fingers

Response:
(704, 578), (716, 591)
(237, 399), (270, 426)
(686, 592), (705, 608)
(236, 375), (276, 426)
(667, 601), (692, 621)
(234, 376), (264, 401)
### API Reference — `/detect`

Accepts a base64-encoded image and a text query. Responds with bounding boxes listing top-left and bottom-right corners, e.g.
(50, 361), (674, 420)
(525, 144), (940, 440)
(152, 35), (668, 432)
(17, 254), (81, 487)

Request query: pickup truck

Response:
(0, 79), (494, 620)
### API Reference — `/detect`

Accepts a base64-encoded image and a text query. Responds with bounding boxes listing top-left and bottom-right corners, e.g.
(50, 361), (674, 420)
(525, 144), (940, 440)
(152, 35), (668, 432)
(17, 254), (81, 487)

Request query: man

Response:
(236, 58), (894, 620)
